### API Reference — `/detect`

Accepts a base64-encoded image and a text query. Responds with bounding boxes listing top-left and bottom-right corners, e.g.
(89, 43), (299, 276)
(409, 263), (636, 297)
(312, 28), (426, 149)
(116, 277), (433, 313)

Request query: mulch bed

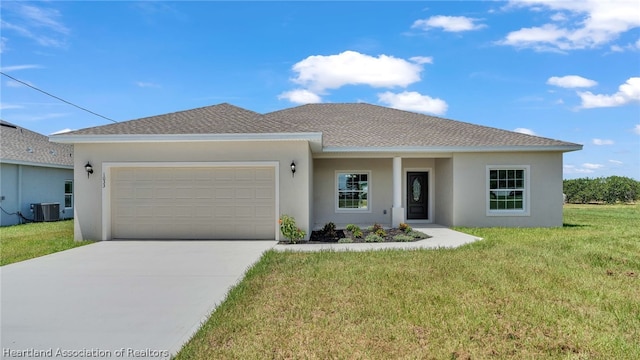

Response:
(278, 227), (430, 244)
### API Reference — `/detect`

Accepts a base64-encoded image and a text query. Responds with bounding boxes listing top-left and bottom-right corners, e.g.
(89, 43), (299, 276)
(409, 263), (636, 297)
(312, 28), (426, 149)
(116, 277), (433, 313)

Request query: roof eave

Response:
(50, 133), (324, 152)
(0, 159), (74, 169)
(321, 145), (583, 153)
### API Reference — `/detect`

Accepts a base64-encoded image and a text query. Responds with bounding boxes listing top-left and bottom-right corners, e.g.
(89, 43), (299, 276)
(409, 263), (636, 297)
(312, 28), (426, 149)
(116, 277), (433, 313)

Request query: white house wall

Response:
(452, 152), (564, 227)
(73, 141), (311, 241)
(0, 163), (73, 226)
(434, 158), (454, 227)
(313, 158), (438, 229)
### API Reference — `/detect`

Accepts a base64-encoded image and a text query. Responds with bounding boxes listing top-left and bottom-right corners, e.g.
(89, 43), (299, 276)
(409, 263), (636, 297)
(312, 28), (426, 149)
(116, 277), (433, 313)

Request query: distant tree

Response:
(564, 176), (640, 204)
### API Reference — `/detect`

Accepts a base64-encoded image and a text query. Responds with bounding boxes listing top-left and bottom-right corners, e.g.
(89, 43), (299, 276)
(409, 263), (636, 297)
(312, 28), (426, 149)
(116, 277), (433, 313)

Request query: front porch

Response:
(311, 156), (454, 230)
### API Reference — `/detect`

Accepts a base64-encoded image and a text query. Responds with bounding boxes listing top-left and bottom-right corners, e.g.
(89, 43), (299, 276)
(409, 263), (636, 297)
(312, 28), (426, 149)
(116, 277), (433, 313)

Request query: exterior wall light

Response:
(85, 162), (94, 178)
(290, 161), (296, 177)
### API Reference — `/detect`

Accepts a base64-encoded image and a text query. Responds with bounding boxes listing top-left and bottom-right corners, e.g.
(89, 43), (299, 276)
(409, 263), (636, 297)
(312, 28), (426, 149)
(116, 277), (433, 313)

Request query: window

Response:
(487, 166), (529, 215)
(336, 172), (369, 211)
(64, 180), (73, 208)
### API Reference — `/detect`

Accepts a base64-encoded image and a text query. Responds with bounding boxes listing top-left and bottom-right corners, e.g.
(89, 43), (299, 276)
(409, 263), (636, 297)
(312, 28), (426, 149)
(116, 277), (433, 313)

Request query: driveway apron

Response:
(1, 241), (276, 360)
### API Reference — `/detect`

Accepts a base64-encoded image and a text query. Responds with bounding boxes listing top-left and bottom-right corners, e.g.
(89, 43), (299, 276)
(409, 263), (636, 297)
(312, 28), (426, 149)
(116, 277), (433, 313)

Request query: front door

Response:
(406, 172), (428, 220)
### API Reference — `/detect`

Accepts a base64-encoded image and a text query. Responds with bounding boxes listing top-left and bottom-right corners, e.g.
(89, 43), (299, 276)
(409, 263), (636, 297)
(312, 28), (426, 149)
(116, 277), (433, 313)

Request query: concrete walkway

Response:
(273, 225), (482, 252)
(0, 241), (276, 360)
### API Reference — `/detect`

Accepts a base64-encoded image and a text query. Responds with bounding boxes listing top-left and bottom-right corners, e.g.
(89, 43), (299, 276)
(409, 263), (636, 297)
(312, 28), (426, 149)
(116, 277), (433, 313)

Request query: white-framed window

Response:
(64, 180), (73, 208)
(336, 171), (370, 212)
(486, 166), (529, 216)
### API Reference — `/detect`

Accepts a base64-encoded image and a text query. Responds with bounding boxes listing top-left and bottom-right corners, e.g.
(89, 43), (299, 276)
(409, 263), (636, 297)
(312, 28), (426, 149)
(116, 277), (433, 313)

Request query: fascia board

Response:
(322, 145), (583, 153)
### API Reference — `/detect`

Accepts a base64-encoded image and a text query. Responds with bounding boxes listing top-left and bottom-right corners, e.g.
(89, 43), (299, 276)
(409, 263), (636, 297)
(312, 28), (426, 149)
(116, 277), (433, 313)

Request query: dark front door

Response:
(407, 172), (428, 220)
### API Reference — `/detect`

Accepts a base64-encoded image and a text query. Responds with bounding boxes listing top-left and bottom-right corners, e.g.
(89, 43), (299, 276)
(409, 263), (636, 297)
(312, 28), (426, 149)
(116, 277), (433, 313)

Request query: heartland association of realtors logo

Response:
(2, 347), (170, 358)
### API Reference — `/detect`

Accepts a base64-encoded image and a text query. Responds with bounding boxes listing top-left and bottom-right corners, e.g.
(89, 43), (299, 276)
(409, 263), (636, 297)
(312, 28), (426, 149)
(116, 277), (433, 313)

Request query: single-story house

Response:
(51, 103), (582, 241)
(1, 120), (74, 226)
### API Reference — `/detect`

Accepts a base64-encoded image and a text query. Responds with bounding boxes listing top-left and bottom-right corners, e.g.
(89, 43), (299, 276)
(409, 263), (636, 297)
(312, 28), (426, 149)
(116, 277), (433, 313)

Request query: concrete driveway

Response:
(1, 241), (276, 360)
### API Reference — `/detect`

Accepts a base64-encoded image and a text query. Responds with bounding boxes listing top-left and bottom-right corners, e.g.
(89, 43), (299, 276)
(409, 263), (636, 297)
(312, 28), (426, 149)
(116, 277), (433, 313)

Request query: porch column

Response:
(391, 157), (405, 227)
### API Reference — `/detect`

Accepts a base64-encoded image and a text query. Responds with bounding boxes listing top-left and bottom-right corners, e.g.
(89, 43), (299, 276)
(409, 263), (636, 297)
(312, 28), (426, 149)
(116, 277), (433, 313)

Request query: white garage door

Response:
(111, 166), (276, 239)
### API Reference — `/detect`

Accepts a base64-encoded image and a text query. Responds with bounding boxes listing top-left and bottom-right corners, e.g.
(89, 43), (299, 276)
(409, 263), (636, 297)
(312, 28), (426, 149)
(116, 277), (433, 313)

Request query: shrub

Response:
(322, 222), (337, 238)
(365, 233), (384, 243)
(375, 228), (387, 237)
(398, 223), (412, 233)
(564, 176), (640, 204)
(407, 230), (428, 239)
(279, 215), (306, 244)
(371, 223), (384, 232)
(338, 237), (353, 243)
(352, 229), (363, 238)
(345, 224), (359, 232)
(393, 234), (414, 242)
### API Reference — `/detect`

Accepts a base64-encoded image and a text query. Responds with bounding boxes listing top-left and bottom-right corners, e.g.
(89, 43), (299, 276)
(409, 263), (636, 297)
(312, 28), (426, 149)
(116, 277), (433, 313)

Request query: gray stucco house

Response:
(1, 120), (74, 226)
(51, 103), (582, 241)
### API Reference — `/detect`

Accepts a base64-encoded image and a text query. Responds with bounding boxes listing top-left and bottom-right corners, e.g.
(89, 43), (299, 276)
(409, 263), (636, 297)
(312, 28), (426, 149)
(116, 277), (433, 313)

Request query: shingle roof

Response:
(66, 103), (276, 135)
(1, 120), (73, 167)
(55, 103), (581, 150)
(265, 103), (578, 148)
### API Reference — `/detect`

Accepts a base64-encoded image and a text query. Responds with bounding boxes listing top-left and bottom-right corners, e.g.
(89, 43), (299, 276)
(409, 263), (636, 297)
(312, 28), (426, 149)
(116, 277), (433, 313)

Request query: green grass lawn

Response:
(0, 220), (93, 266)
(176, 204), (639, 359)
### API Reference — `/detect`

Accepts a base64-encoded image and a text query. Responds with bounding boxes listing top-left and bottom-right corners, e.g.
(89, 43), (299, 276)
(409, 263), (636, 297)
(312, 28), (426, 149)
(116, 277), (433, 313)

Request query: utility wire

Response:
(0, 71), (117, 123)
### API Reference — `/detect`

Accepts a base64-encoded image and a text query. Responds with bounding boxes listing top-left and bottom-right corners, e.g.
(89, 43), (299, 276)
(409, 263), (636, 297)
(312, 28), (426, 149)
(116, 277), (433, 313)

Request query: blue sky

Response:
(1, 1), (639, 179)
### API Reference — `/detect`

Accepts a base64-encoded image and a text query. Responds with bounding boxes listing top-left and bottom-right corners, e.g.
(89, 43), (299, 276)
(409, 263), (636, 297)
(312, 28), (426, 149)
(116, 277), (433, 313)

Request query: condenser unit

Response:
(31, 203), (60, 222)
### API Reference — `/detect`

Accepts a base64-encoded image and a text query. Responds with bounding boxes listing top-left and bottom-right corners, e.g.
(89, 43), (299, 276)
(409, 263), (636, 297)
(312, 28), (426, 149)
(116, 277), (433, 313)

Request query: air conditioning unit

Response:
(31, 203), (60, 222)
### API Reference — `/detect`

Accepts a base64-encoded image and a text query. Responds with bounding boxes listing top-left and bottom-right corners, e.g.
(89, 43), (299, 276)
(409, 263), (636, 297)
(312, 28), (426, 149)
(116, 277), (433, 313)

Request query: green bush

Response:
(338, 237), (353, 243)
(345, 224), (363, 238)
(322, 222), (337, 238)
(407, 230), (428, 239)
(375, 228), (387, 237)
(564, 176), (640, 204)
(279, 215), (306, 244)
(393, 234), (414, 242)
(365, 233), (384, 243)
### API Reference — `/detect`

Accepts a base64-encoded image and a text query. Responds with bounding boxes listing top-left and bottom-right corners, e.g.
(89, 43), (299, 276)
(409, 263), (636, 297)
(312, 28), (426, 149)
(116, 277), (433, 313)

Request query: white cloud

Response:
(377, 91), (448, 115)
(500, 1), (640, 51)
(135, 81), (161, 88)
(564, 164), (595, 174)
(634, 124), (640, 135)
(1, 3), (69, 48)
(6, 79), (35, 88)
(49, 128), (72, 135)
(412, 15), (486, 32)
(514, 128), (537, 135)
(610, 44), (624, 52)
(578, 77), (640, 109)
(0, 103), (24, 110)
(409, 56), (433, 65)
(547, 75), (597, 88)
(592, 138), (614, 145)
(609, 160), (623, 165)
(278, 89), (322, 104)
(0, 64), (42, 72)
(290, 51), (424, 92)
(583, 163), (604, 170)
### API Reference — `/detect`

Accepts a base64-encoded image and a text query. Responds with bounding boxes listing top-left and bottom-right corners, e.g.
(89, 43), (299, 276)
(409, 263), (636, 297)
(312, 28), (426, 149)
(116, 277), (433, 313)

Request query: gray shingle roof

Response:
(56, 103), (581, 150)
(265, 103), (579, 148)
(1, 120), (73, 167)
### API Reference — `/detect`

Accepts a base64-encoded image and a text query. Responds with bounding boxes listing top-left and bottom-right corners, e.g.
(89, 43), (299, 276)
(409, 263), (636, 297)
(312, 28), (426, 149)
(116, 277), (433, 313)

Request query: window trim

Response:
(486, 165), (530, 216)
(335, 170), (372, 213)
(64, 180), (73, 209)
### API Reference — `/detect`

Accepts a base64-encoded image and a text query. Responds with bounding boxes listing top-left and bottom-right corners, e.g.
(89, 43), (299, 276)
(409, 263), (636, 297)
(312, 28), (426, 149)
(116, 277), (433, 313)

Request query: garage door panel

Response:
(111, 166), (278, 239)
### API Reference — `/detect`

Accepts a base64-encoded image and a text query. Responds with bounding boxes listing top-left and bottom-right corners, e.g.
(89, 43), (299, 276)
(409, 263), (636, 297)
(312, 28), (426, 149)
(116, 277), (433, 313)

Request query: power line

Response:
(0, 71), (117, 123)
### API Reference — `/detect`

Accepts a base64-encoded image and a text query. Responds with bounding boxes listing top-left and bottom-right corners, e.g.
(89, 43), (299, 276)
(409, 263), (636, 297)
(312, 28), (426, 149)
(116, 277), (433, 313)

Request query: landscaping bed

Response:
(278, 222), (431, 244)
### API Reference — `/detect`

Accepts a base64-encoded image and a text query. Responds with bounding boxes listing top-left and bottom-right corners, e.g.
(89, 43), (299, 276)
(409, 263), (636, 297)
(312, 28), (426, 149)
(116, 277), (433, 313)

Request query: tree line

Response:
(563, 176), (640, 204)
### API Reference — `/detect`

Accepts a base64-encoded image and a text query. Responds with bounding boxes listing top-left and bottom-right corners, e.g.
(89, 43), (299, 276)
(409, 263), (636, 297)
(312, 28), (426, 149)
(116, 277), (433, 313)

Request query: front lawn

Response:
(176, 204), (639, 359)
(0, 220), (93, 266)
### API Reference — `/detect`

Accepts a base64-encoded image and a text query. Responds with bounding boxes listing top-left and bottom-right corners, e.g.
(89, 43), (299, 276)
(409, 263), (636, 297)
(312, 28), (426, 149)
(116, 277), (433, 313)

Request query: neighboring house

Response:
(51, 103), (582, 241)
(1, 120), (74, 226)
